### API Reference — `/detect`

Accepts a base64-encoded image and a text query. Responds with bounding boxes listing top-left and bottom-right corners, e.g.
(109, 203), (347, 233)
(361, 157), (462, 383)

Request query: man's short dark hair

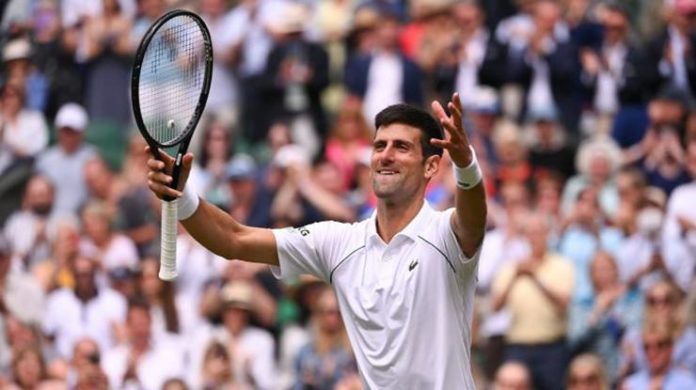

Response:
(374, 104), (444, 158)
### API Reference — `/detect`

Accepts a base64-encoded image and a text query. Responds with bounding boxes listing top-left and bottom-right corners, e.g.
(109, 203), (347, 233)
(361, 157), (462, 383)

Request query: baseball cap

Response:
(3, 39), (31, 62)
(527, 106), (559, 123)
(219, 282), (253, 311)
(108, 266), (136, 281)
(675, 0), (696, 14)
(55, 103), (88, 131)
(225, 154), (257, 181)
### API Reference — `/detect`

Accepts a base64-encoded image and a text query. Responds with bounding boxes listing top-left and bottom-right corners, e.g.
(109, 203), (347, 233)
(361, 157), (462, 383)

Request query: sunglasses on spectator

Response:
(569, 373), (599, 386)
(647, 295), (675, 306)
(644, 340), (671, 352)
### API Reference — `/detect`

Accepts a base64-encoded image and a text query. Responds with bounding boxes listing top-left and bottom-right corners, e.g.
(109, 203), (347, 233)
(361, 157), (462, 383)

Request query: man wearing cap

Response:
(225, 154), (273, 227)
(35, 102), (97, 215)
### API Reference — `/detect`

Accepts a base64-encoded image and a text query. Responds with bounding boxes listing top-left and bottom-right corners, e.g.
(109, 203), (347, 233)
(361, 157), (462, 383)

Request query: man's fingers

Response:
(431, 100), (447, 120)
(147, 170), (173, 184)
(147, 158), (166, 171)
(147, 180), (182, 199)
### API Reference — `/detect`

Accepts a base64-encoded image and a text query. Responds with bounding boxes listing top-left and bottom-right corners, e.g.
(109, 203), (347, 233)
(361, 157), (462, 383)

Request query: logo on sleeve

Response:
(408, 259), (419, 272)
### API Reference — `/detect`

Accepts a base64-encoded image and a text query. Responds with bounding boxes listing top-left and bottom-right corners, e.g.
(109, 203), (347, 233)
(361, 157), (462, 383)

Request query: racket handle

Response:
(160, 200), (178, 281)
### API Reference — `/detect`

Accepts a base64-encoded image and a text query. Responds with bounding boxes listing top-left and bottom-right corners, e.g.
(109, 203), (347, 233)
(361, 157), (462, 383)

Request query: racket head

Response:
(131, 9), (213, 149)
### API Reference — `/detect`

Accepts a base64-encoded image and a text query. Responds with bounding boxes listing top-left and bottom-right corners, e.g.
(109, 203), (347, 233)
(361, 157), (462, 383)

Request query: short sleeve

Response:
(438, 208), (482, 272)
(271, 221), (349, 283)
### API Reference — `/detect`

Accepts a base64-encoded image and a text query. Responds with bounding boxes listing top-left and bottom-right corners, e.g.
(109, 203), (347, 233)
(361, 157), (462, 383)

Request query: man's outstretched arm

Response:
(431, 93), (487, 258)
(147, 149), (279, 266)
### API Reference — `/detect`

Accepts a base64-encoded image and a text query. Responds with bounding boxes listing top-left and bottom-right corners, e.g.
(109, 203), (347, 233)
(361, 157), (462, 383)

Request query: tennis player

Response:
(147, 93), (487, 389)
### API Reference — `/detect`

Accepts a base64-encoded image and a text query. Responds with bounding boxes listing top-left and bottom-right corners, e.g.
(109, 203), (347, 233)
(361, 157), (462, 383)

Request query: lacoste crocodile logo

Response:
(408, 259), (419, 272)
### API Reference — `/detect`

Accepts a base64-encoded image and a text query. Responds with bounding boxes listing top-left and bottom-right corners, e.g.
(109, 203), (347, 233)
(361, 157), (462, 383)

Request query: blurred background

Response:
(1, 0), (696, 389)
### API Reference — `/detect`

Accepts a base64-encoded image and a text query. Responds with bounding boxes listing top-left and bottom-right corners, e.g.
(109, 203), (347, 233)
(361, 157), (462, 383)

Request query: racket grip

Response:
(160, 200), (178, 281)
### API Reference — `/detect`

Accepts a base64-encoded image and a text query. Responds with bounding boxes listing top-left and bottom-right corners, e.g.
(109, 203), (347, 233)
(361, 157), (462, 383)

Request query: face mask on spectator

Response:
(636, 207), (663, 238)
(31, 203), (52, 216)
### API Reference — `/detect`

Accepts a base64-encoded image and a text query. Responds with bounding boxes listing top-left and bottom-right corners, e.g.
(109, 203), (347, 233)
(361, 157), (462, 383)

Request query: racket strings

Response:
(139, 15), (206, 145)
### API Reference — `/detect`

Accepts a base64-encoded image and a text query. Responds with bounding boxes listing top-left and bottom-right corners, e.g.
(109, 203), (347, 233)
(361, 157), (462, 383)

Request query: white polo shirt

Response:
(273, 202), (480, 389)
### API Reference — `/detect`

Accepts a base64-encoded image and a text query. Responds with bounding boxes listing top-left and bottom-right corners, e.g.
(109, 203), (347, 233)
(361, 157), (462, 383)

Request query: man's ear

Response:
(424, 154), (441, 179)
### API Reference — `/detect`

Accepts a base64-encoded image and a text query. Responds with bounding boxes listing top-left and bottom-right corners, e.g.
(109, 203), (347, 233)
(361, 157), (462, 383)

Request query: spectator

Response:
(261, 2), (330, 156)
(189, 281), (276, 390)
(492, 360), (532, 390)
(648, 0), (696, 98)
(524, 106), (576, 180)
(624, 87), (691, 196)
(662, 140), (696, 252)
(579, 3), (656, 142)
(81, 0), (133, 128)
(616, 186), (693, 293)
(42, 256), (126, 358)
(3, 175), (55, 268)
(293, 286), (357, 390)
(31, 215), (81, 292)
(0, 234), (44, 329)
(35, 102), (97, 216)
(0, 82), (49, 159)
(560, 135), (622, 218)
(224, 154), (274, 227)
(492, 211), (575, 390)
(324, 97), (373, 191)
(506, 0), (582, 134)
(622, 321), (696, 390)
(431, 0), (508, 106)
(611, 168), (647, 231)
(199, 341), (243, 390)
(79, 200), (139, 272)
(557, 187), (623, 302)
(7, 346), (47, 390)
(226, 0), (287, 141)
(199, 0), (240, 129)
(344, 8), (424, 125)
(567, 353), (609, 390)
(101, 299), (184, 390)
(490, 120), (534, 192)
(568, 251), (642, 383)
(197, 121), (235, 209)
(271, 154), (356, 226)
(111, 137), (160, 258)
(620, 280), (696, 378)
(2, 37), (49, 112)
(137, 258), (188, 339)
(46, 337), (103, 388)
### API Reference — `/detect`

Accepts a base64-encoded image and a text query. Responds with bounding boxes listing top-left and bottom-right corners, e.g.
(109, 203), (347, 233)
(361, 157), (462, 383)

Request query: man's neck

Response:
(375, 197), (424, 243)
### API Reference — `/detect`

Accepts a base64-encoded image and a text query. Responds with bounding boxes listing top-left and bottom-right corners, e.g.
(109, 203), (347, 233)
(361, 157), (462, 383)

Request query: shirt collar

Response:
(366, 201), (435, 245)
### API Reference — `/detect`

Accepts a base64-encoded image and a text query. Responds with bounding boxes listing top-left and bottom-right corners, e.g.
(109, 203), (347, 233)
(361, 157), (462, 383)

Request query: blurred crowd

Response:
(1, 0), (696, 389)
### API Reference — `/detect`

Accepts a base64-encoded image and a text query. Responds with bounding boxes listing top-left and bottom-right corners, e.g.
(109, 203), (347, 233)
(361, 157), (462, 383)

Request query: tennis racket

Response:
(131, 9), (213, 281)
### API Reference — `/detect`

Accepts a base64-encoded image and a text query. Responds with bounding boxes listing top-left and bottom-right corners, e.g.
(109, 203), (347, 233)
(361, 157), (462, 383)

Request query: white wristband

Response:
(177, 185), (200, 220)
(453, 146), (483, 190)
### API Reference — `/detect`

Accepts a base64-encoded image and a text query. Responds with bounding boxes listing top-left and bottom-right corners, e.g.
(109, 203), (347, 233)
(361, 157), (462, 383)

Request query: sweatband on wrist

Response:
(453, 146), (483, 190)
(177, 185), (200, 220)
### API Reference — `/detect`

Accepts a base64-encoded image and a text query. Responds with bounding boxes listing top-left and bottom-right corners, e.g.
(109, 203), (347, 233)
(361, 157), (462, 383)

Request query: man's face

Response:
(644, 332), (673, 374)
(24, 177), (54, 216)
(603, 10), (628, 44)
(370, 124), (435, 203)
(58, 127), (84, 154)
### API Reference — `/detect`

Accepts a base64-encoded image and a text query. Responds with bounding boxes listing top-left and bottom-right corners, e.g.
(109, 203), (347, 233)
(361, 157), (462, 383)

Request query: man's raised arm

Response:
(431, 93), (487, 258)
(146, 149), (279, 266)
